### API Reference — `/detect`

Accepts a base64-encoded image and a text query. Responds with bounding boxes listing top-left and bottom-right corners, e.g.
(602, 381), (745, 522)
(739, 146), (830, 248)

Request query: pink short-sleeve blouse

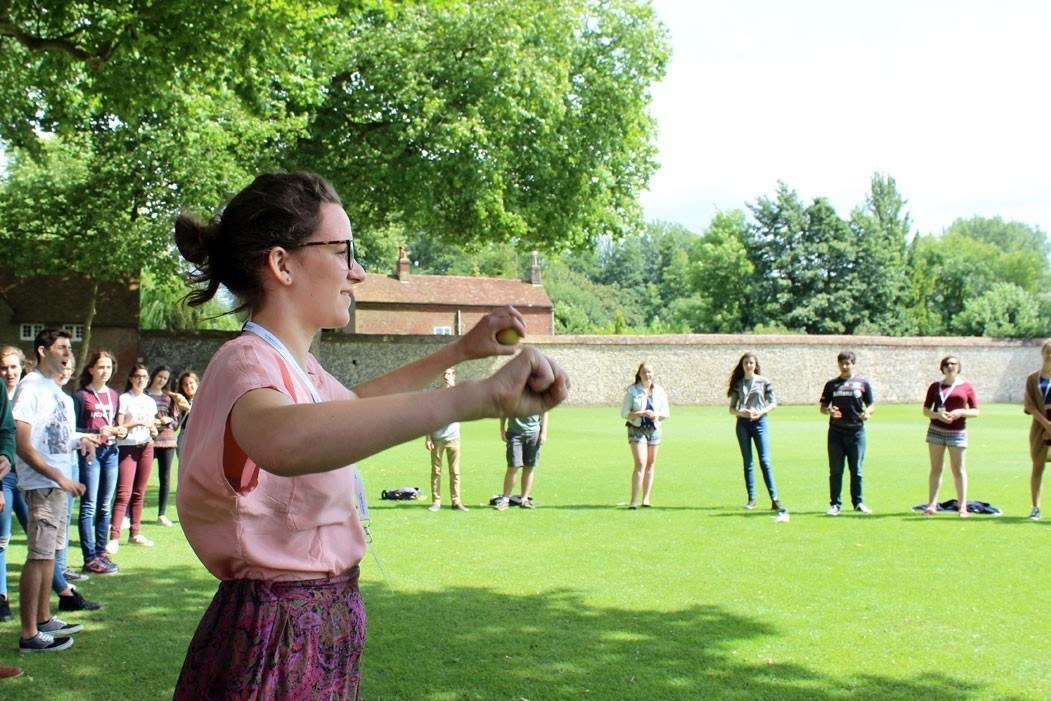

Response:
(176, 334), (366, 582)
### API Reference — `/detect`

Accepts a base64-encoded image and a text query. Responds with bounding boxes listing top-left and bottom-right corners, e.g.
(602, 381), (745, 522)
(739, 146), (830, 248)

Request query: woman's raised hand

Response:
(455, 306), (527, 361)
(485, 346), (570, 418)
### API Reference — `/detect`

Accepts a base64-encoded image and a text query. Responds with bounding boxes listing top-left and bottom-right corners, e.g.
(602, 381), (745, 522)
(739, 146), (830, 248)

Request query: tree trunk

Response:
(79, 279), (99, 370)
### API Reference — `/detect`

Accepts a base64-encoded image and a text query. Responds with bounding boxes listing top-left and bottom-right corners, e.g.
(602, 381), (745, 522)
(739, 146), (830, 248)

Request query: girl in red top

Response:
(921, 355), (979, 517)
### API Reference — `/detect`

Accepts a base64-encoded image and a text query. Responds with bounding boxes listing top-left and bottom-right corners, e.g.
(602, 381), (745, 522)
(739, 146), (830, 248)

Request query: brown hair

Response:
(633, 362), (655, 385)
(939, 355), (961, 373)
(174, 171), (342, 314)
(177, 371), (199, 397)
(727, 352), (761, 398)
(78, 350), (118, 389)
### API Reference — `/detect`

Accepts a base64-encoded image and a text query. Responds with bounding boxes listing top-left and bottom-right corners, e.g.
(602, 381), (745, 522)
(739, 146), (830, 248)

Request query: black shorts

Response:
(506, 431), (541, 468)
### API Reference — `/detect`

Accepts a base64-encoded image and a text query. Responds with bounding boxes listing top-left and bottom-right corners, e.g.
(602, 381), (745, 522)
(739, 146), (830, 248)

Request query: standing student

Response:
(12, 329), (99, 652)
(426, 368), (467, 512)
(494, 412), (548, 511)
(819, 351), (875, 516)
(108, 365), (158, 552)
(170, 171), (568, 699)
(621, 362), (669, 510)
(0, 346), (27, 622)
(72, 351), (124, 575)
(727, 352), (782, 511)
(146, 365), (179, 527)
(921, 355), (979, 518)
(1023, 339), (1051, 520)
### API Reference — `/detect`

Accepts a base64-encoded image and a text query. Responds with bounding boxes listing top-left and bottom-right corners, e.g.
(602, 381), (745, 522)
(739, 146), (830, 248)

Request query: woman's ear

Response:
(266, 246), (294, 286)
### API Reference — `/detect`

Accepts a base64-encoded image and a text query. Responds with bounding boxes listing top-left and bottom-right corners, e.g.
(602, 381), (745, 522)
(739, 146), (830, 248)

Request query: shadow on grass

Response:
(0, 564), (1018, 701)
(362, 584), (1009, 701)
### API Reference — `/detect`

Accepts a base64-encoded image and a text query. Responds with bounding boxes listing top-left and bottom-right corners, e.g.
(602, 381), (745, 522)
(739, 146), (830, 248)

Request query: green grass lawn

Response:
(1, 404), (1048, 700)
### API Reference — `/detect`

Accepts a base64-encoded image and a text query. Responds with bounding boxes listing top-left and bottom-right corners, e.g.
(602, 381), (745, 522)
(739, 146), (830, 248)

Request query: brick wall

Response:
(140, 331), (1046, 406)
(353, 304), (553, 335)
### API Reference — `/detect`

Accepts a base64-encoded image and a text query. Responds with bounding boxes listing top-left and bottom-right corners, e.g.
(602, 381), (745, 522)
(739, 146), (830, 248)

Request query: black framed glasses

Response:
(290, 238), (361, 271)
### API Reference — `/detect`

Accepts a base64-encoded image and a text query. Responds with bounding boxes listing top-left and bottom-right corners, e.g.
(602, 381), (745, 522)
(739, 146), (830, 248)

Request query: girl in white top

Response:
(109, 365), (159, 550)
(621, 362), (670, 509)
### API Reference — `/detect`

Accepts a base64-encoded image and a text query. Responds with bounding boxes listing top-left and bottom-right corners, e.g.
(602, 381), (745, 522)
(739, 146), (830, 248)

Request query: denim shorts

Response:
(627, 426), (662, 446)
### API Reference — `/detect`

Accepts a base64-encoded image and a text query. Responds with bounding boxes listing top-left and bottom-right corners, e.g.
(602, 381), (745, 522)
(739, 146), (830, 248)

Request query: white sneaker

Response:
(825, 505), (841, 516)
(158, 515), (174, 527)
(854, 503), (873, 514)
(427, 502), (441, 512)
(105, 539), (120, 555)
(129, 534), (154, 547)
(1027, 507), (1041, 521)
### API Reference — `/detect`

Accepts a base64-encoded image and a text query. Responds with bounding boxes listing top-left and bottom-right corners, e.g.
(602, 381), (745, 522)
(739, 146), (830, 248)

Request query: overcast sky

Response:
(640, 0), (1051, 238)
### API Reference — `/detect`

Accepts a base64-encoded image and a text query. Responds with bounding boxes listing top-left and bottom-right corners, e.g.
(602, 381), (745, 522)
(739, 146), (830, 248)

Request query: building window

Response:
(19, 323), (43, 341)
(433, 326), (453, 335)
(63, 325), (85, 342)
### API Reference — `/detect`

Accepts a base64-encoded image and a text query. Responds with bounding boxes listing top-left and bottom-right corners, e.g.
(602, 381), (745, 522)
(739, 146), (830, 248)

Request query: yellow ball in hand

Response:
(496, 328), (521, 346)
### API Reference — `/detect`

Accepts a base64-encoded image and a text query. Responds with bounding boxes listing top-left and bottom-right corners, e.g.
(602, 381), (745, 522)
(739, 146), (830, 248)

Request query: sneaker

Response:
(854, 503), (873, 515)
(18, 631), (73, 653)
(1027, 507), (1041, 521)
(494, 497), (510, 511)
(63, 569), (89, 583)
(427, 502), (441, 512)
(158, 515), (174, 527)
(743, 499), (757, 510)
(519, 499), (536, 510)
(105, 539), (120, 555)
(37, 616), (83, 636)
(129, 534), (154, 547)
(451, 503), (469, 512)
(0, 596), (12, 623)
(58, 588), (103, 612)
(82, 556), (119, 576)
(825, 505), (841, 516)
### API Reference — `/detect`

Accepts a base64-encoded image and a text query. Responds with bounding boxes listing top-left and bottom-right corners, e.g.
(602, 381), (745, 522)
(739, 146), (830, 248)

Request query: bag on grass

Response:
(381, 487), (421, 501)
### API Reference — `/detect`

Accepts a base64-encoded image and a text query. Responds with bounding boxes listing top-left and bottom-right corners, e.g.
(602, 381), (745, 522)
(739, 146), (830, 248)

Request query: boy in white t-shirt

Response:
(13, 329), (99, 652)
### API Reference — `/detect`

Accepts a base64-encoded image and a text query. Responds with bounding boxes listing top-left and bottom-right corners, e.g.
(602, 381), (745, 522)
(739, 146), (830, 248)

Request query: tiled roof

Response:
(354, 273), (552, 308)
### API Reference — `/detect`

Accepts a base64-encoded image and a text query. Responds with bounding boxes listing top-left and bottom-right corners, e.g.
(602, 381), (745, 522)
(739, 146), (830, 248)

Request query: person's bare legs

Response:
(948, 446), (968, 518)
(641, 444), (659, 506)
(520, 467), (535, 501)
(629, 441), (646, 507)
(501, 467), (520, 498)
(19, 558), (52, 639)
(1031, 457), (1046, 510)
(926, 443), (945, 511)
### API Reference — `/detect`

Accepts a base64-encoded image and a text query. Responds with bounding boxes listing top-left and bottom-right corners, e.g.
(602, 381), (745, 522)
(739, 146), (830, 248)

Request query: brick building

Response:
(347, 248), (554, 335)
(0, 270), (140, 370)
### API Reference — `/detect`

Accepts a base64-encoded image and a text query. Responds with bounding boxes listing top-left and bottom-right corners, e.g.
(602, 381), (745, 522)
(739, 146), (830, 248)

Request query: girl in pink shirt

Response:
(171, 172), (569, 700)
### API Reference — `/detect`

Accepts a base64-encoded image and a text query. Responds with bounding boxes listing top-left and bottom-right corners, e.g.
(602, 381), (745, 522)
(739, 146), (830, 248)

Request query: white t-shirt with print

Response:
(117, 392), (158, 446)
(11, 370), (78, 491)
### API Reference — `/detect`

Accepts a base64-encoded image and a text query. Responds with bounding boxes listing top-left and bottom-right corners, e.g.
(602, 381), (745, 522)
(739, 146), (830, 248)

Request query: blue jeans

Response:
(735, 417), (778, 501)
(79, 444), (119, 562)
(828, 427), (866, 508)
(1, 469), (28, 598)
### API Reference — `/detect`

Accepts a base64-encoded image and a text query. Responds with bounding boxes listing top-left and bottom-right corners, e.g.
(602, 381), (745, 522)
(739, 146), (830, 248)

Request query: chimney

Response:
(529, 251), (542, 286)
(396, 246), (411, 282)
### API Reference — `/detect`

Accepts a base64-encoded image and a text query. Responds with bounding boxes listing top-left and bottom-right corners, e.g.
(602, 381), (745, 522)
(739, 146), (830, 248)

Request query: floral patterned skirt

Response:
(173, 567), (366, 701)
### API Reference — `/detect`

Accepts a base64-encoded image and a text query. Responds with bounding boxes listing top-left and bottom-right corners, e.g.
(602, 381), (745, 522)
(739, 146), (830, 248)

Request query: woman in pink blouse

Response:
(921, 355), (979, 517)
(171, 172), (569, 700)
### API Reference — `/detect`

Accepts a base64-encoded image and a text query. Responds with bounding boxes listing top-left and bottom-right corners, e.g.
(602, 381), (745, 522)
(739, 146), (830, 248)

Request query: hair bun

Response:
(174, 213), (219, 268)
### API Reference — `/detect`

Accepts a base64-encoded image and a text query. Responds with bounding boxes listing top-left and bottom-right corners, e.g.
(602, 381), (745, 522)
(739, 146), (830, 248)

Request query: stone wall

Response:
(140, 331), (1045, 406)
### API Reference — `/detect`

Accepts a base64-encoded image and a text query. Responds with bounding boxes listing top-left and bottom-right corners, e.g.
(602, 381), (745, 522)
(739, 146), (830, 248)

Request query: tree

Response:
(686, 210), (754, 332)
(849, 173), (912, 333)
(953, 283), (1046, 338)
(294, 0), (670, 251)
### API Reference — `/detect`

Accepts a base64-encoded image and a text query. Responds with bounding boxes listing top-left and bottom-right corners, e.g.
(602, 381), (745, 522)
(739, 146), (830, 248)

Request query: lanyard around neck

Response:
(937, 379), (959, 407)
(242, 321), (371, 527)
